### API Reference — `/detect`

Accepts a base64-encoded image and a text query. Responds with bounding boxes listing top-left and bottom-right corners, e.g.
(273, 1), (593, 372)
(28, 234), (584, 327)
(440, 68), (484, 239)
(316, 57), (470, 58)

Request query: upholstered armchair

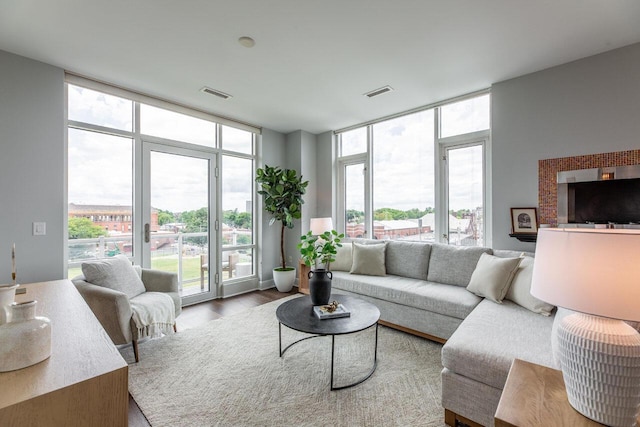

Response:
(72, 256), (182, 362)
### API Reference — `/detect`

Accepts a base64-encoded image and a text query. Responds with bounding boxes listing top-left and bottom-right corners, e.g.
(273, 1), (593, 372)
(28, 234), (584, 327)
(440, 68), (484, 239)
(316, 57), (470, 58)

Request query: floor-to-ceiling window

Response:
(336, 92), (490, 246)
(66, 77), (258, 303)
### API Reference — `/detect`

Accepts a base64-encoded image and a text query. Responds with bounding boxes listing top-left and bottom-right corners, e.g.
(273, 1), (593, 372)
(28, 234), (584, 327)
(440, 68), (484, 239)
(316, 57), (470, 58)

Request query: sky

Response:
(67, 85), (488, 217)
(67, 85), (253, 214)
(342, 94), (489, 213)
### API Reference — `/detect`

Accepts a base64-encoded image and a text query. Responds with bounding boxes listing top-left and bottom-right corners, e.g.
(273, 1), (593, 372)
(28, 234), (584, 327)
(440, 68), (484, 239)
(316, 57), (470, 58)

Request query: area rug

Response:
(124, 295), (446, 427)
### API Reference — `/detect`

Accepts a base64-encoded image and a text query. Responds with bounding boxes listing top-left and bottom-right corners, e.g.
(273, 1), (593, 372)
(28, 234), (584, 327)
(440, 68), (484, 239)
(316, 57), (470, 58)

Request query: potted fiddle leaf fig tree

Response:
(298, 230), (344, 305)
(256, 165), (309, 292)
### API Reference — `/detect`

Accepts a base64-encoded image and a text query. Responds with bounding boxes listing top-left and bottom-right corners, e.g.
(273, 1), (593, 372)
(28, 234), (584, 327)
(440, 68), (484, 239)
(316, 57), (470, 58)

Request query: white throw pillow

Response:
(506, 256), (556, 316)
(350, 242), (386, 276)
(466, 253), (522, 303)
(331, 243), (353, 272)
(82, 255), (146, 299)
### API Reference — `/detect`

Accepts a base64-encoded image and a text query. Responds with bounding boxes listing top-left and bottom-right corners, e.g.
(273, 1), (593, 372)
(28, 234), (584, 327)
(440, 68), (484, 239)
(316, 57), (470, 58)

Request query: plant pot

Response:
(273, 268), (296, 292)
(308, 269), (332, 306)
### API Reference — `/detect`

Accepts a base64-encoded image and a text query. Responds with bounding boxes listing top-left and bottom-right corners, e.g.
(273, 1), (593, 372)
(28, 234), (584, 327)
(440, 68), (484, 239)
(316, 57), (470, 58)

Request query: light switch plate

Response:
(33, 222), (46, 236)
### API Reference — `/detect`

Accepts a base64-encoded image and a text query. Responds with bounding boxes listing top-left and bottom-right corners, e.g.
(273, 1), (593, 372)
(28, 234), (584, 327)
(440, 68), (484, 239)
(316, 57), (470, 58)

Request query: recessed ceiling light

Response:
(364, 85), (394, 98)
(238, 36), (255, 48)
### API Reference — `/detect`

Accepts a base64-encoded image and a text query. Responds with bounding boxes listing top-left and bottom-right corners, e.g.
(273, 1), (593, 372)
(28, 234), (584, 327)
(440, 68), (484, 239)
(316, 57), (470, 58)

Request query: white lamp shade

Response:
(310, 217), (333, 235)
(531, 228), (640, 322)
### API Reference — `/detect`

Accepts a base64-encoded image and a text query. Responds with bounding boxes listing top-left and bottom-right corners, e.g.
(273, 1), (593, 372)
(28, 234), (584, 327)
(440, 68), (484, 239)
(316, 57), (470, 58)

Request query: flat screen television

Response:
(569, 178), (640, 224)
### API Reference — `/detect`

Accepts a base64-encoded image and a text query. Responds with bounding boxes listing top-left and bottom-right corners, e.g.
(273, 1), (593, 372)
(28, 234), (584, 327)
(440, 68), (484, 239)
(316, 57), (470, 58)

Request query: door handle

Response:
(145, 223), (150, 243)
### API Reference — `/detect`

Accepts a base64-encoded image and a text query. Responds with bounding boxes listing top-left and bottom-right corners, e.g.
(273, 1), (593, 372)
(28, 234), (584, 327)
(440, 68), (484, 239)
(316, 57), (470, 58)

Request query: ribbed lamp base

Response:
(558, 313), (640, 427)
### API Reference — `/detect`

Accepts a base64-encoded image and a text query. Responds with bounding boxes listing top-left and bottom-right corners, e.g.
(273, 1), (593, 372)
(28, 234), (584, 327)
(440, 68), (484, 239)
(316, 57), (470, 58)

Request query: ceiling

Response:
(2, 1), (640, 135)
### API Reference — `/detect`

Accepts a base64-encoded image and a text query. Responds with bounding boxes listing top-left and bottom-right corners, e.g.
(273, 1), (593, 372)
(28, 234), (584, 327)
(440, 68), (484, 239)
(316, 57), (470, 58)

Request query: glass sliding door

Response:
(143, 142), (217, 304)
(444, 143), (484, 246)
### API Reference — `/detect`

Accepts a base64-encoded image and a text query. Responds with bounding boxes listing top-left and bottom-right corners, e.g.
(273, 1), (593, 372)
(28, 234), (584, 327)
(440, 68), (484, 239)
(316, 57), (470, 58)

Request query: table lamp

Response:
(531, 228), (640, 427)
(310, 217), (333, 235)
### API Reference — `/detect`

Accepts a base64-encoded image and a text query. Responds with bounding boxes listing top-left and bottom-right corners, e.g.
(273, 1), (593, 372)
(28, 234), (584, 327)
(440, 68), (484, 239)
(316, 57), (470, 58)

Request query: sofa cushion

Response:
(331, 242), (353, 272)
(385, 240), (431, 280)
(81, 255), (146, 299)
(332, 271), (482, 320)
(466, 253), (521, 303)
(427, 244), (492, 286)
(441, 299), (555, 390)
(350, 242), (386, 276)
(506, 256), (556, 316)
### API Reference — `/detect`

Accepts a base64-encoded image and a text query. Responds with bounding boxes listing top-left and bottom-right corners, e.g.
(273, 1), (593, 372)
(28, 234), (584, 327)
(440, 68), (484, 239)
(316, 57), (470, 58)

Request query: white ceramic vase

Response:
(0, 300), (52, 372)
(0, 284), (18, 325)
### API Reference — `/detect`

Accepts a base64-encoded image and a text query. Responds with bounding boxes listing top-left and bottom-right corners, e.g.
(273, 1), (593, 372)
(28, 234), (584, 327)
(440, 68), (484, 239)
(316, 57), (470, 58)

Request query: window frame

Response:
(65, 79), (259, 301)
(336, 91), (491, 246)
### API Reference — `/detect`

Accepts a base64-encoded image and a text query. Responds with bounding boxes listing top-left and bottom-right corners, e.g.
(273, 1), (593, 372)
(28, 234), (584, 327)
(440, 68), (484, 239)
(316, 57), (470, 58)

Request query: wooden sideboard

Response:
(0, 280), (128, 426)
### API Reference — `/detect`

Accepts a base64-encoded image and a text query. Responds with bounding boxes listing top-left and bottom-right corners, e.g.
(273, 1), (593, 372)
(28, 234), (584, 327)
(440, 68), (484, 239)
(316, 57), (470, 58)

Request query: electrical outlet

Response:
(288, 256), (292, 264)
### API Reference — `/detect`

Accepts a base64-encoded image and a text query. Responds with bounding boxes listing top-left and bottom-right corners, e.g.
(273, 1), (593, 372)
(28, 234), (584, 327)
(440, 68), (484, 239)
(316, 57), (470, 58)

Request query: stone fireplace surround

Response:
(538, 149), (640, 226)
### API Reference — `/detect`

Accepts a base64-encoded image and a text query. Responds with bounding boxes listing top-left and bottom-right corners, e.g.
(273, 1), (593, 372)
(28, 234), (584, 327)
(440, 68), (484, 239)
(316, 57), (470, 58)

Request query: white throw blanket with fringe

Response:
(130, 292), (176, 340)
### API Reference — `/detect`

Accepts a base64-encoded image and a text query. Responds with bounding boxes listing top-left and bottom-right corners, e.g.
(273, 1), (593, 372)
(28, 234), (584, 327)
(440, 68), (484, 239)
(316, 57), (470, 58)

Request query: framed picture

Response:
(510, 207), (538, 234)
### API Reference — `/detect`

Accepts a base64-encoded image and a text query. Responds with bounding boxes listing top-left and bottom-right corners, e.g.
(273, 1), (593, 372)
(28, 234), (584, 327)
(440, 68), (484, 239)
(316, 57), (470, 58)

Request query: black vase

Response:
(308, 269), (332, 306)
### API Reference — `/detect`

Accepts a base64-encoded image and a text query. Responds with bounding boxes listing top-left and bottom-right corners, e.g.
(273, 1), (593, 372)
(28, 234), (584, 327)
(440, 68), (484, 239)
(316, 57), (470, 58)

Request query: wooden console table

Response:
(495, 359), (609, 427)
(0, 280), (128, 426)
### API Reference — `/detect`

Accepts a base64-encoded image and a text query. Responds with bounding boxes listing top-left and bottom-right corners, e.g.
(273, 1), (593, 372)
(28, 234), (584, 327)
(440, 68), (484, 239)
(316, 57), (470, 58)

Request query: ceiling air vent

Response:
(364, 85), (393, 98)
(200, 87), (232, 100)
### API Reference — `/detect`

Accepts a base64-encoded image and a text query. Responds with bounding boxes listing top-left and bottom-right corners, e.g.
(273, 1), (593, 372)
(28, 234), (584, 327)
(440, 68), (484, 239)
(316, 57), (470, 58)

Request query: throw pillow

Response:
(427, 244), (492, 286)
(505, 256), (556, 316)
(466, 253), (522, 303)
(385, 240), (431, 280)
(350, 242), (386, 276)
(331, 242), (353, 272)
(81, 255), (146, 299)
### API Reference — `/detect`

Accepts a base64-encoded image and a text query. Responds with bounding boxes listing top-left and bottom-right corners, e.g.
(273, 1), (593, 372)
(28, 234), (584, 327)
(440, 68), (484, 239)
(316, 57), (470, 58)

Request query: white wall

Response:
(315, 131), (334, 219)
(491, 42), (640, 250)
(257, 128), (286, 286)
(282, 130), (317, 270)
(0, 50), (65, 283)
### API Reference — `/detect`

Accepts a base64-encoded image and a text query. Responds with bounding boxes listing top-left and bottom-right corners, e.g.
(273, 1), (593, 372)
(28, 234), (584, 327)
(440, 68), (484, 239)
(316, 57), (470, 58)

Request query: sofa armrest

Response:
(141, 268), (179, 293)
(73, 279), (133, 345)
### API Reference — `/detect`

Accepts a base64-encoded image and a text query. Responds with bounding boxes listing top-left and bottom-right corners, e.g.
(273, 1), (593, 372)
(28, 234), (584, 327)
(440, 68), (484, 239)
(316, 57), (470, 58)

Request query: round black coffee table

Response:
(276, 294), (380, 390)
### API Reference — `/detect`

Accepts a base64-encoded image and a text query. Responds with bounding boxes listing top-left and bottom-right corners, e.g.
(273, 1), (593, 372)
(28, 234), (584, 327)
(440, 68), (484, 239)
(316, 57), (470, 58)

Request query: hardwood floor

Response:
(128, 288), (298, 427)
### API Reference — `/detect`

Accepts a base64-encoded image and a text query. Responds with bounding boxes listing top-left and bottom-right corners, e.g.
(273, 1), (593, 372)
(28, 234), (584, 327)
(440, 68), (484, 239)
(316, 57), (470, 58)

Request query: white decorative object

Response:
(0, 284), (18, 325)
(0, 300), (52, 372)
(531, 228), (640, 427)
(273, 268), (296, 292)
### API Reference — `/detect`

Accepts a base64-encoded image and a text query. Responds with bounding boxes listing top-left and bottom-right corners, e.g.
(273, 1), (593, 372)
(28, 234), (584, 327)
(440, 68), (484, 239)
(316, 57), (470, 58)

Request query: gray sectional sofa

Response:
(329, 239), (557, 427)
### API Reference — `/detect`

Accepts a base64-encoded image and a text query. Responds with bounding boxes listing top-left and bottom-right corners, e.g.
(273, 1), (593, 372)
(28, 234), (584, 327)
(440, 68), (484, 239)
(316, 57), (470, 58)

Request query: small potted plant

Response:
(298, 230), (344, 305)
(256, 165), (308, 292)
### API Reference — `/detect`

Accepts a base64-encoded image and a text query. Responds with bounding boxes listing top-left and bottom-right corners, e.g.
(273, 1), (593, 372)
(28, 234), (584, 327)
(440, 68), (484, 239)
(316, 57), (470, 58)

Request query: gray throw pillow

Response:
(385, 240), (431, 280)
(505, 256), (556, 316)
(350, 242), (386, 276)
(331, 243), (353, 272)
(82, 255), (146, 299)
(427, 244), (492, 286)
(466, 253), (522, 303)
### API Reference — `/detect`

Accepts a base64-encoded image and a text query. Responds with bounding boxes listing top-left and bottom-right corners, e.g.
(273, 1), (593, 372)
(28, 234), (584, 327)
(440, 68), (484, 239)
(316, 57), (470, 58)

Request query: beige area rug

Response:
(123, 295), (446, 427)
